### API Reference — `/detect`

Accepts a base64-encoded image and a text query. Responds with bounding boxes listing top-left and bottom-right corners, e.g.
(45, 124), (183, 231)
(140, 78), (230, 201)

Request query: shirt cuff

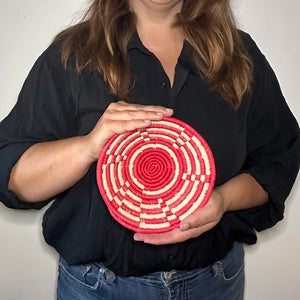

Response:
(0, 142), (50, 209)
(235, 167), (286, 231)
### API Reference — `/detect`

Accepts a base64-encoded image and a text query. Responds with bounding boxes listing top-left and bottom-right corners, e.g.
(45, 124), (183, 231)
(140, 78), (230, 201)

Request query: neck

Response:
(129, 1), (184, 46)
(129, 1), (183, 31)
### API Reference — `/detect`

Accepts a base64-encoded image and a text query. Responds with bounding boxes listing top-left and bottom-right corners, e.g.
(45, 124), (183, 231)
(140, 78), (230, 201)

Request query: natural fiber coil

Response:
(96, 117), (215, 233)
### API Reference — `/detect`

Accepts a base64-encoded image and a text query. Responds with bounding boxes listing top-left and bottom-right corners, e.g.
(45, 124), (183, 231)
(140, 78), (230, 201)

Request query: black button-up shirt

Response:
(0, 32), (299, 276)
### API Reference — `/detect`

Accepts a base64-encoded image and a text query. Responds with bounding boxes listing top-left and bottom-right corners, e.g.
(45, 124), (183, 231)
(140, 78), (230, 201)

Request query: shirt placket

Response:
(168, 62), (190, 109)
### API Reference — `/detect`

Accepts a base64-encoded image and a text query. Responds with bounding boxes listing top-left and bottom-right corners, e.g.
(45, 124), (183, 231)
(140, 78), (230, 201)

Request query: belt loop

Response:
(99, 267), (116, 284)
(212, 261), (222, 278)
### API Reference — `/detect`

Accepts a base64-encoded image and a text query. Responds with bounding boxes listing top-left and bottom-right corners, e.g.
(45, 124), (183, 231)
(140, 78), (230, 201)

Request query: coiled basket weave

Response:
(96, 117), (215, 233)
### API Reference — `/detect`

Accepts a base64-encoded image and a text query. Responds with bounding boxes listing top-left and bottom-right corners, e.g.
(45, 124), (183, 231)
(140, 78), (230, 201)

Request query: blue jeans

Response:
(57, 242), (244, 300)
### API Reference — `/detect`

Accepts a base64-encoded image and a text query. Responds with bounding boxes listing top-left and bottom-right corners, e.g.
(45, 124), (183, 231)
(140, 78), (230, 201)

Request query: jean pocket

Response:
(213, 243), (245, 283)
(59, 257), (102, 290)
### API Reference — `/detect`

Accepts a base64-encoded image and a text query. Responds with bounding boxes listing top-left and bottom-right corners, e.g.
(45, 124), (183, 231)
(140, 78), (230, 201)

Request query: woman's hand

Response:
(133, 189), (228, 245)
(133, 173), (269, 245)
(84, 101), (174, 161)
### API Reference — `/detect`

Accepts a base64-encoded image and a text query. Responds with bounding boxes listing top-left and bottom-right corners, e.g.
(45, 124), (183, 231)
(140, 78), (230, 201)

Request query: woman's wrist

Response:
(213, 174), (269, 213)
(212, 187), (230, 214)
(80, 134), (100, 165)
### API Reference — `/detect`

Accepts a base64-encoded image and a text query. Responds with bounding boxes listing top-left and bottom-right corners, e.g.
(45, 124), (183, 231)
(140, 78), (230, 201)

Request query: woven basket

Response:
(96, 117), (215, 233)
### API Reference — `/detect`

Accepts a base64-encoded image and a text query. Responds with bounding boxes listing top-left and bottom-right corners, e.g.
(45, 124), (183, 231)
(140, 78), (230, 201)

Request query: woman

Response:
(0, 0), (299, 299)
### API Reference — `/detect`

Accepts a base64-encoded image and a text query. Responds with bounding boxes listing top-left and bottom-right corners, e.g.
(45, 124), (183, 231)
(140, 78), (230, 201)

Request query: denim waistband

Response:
(58, 243), (245, 300)
(60, 242), (244, 284)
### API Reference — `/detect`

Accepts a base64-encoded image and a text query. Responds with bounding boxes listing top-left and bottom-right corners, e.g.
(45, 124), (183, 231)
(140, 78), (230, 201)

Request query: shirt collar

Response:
(127, 31), (153, 55)
(127, 31), (198, 75)
(178, 42), (198, 75)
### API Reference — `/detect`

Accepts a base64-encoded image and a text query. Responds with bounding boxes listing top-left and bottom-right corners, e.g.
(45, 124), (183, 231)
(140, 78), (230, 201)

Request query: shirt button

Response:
(160, 82), (166, 88)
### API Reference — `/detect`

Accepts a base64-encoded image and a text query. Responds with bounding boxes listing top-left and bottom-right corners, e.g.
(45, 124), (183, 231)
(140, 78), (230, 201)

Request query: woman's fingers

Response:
(103, 109), (167, 122)
(133, 190), (227, 245)
(84, 101), (173, 161)
(179, 190), (225, 231)
(104, 101), (173, 123)
(133, 221), (216, 245)
(112, 101), (173, 115)
(99, 119), (152, 136)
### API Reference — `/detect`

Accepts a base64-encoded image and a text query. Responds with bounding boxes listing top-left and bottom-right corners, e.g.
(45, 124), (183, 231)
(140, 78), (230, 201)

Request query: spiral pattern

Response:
(96, 117), (216, 233)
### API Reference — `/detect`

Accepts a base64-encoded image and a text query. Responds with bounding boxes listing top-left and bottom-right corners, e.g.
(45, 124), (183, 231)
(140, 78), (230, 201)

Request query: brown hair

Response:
(55, 0), (252, 109)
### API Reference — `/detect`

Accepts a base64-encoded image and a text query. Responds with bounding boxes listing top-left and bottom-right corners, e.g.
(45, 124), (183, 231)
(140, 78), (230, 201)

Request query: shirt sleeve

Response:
(0, 43), (76, 209)
(235, 33), (300, 231)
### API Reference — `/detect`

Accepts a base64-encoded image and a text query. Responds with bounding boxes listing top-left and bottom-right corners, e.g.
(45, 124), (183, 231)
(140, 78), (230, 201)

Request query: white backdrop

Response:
(0, 1), (299, 299)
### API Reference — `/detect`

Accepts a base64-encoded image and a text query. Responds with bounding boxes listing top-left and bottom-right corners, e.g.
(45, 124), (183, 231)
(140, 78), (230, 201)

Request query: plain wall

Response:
(0, 1), (299, 299)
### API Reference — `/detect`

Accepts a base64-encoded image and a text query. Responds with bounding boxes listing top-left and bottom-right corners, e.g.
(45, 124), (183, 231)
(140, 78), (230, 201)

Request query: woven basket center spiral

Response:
(131, 147), (175, 191)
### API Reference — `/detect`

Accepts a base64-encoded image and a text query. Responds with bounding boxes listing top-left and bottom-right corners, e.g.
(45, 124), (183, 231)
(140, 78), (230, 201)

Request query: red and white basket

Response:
(96, 117), (215, 233)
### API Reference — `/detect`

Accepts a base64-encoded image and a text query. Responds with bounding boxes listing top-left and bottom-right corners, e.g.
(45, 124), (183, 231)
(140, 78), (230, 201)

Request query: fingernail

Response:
(165, 108), (173, 113)
(144, 120), (151, 125)
(156, 112), (163, 116)
(180, 222), (190, 231)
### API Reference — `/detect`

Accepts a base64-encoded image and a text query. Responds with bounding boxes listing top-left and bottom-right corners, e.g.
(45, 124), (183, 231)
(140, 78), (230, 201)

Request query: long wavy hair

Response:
(55, 0), (253, 109)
